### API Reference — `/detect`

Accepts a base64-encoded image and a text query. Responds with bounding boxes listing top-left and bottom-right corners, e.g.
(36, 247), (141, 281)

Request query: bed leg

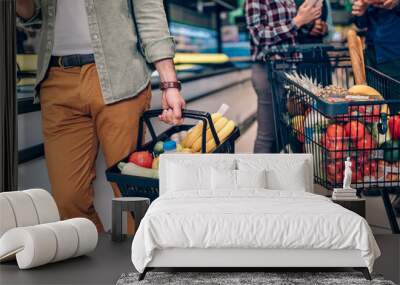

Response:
(354, 267), (371, 280)
(138, 268), (148, 281)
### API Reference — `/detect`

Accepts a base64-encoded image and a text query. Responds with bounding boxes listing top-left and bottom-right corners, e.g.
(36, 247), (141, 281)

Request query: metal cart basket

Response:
(268, 45), (400, 233)
(106, 109), (240, 201)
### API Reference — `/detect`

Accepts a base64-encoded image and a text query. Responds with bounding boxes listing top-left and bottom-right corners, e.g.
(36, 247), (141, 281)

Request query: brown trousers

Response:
(40, 64), (151, 232)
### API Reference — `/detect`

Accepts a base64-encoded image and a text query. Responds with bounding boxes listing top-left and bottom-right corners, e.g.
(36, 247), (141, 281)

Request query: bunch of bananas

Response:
(180, 113), (236, 153)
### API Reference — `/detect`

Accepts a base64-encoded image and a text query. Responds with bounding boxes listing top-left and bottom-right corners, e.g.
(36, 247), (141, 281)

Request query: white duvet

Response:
(131, 190), (380, 273)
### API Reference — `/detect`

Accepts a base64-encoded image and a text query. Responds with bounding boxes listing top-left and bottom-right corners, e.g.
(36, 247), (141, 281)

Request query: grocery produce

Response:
(205, 120), (236, 153)
(344, 121), (365, 141)
(170, 133), (181, 144)
(176, 143), (183, 152)
(326, 124), (345, 140)
(348, 85), (381, 98)
(347, 29), (366, 85)
(362, 161), (377, 176)
(389, 115), (400, 140)
(317, 85), (348, 98)
(291, 115), (305, 143)
(284, 72), (323, 95)
(356, 133), (377, 150)
(326, 160), (344, 176)
(286, 96), (305, 116)
(327, 140), (349, 160)
(381, 140), (400, 163)
(181, 113), (222, 148)
(352, 169), (363, 183)
(118, 162), (159, 178)
(327, 170), (343, 184)
(178, 131), (188, 141)
(348, 105), (381, 123)
(153, 141), (164, 155)
(128, 151), (153, 168)
(191, 117), (228, 152)
(152, 157), (160, 170)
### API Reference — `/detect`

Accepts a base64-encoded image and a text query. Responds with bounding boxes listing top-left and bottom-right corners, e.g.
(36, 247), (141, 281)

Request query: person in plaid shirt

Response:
(245, 0), (321, 153)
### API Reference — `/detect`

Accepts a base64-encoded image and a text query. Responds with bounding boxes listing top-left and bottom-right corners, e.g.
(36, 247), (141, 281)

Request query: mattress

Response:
(131, 190), (380, 273)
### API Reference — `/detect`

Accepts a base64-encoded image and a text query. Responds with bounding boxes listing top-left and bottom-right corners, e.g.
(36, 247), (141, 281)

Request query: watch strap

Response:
(159, 81), (182, 91)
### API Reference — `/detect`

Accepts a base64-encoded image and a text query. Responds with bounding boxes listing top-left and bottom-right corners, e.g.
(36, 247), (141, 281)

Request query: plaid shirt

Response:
(245, 0), (298, 60)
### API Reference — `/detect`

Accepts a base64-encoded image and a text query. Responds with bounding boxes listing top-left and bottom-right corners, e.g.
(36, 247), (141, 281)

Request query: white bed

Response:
(131, 154), (380, 280)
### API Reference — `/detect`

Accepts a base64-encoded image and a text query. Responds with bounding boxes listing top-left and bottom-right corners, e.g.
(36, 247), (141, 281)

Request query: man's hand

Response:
(160, 88), (186, 125)
(352, 0), (369, 16)
(293, 2), (322, 28)
(154, 59), (186, 125)
(309, 19), (328, 37)
(373, 0), (399, 9)
(16, 0), (35, 19)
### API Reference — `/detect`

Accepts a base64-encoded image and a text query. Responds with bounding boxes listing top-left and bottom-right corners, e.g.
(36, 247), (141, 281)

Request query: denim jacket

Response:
(28, 0), (175, 104)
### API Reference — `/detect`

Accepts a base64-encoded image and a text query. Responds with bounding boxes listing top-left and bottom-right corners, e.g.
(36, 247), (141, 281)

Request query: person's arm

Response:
(131, 0), (185, 125)
(154, 59), (186, 125)
(245, 0), (321, 47)
(352, 0), (369, 29)
(372, 0), (399, 9)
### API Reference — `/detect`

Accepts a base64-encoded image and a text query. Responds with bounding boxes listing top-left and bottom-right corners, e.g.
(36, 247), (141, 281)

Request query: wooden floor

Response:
(0, 234), (398, 285)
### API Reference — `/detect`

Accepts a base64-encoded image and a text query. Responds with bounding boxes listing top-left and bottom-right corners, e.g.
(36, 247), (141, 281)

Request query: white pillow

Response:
(266, 162), (307, 191)
(211, 169), (267, 191)
(236, 169), (267, 189)
(211, 168), (236, 190)
(167, 160), (235, 192)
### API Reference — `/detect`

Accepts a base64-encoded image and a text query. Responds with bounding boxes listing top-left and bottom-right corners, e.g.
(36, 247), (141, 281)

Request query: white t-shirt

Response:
(52, 0), (93, 56)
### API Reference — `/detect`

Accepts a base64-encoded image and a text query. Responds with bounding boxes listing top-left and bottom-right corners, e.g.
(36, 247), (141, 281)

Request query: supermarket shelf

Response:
(17, 66), (249, 115)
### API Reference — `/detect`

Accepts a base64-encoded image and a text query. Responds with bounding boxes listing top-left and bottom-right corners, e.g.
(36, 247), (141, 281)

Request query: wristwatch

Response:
(159, 81), (182, 91)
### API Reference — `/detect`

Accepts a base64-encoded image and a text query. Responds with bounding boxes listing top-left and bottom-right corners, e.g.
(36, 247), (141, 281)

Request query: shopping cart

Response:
(267, 44), (400, 233)
(106, 109), (240, 201)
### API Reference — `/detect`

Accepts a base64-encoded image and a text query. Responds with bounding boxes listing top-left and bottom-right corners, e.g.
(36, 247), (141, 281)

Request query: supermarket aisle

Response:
(236, 121), (257, 153)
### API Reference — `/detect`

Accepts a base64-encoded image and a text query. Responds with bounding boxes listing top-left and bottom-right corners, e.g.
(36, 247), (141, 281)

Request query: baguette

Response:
(347, 29), (366, 85)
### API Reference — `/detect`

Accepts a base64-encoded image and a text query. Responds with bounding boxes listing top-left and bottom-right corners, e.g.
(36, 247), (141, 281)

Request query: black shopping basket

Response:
(105, 109), (240, 201)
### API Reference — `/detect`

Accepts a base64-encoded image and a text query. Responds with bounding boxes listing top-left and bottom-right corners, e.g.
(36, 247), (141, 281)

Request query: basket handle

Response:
(136, 109), (221, 153)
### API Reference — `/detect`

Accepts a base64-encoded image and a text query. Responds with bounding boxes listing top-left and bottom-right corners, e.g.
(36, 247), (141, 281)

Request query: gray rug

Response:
(116, 272), (395, 285)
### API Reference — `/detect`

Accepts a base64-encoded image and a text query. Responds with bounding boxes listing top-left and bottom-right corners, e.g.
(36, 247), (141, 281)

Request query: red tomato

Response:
(389, 115), (400, 140)
(128, 151), (153, 168)
(327, 171), (344, 184)
(370, 160), (378, 173)
(327, 160), (344, 176)
(352, 170), (363, 183)
(344, 121), (365, 141)
(355, 152), (370, 165)
(361, 160), (378, 177)
(356, 134), (377, 150)
(326, 124), (345, 140)
(362, 162), (372, 176)
(327, 141), (349, 159)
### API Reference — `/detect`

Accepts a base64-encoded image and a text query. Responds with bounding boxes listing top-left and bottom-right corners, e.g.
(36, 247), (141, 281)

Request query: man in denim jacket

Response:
(17, 0), (185, 232)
